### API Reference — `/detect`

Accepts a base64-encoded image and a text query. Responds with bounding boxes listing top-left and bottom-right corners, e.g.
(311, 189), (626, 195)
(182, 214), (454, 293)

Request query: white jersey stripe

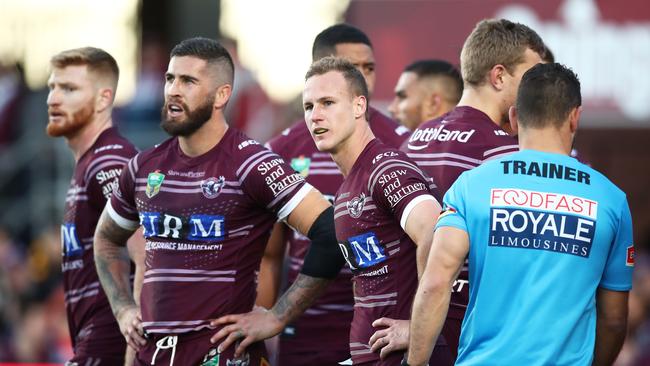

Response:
(413, 160), (477, 170)
(142, 276), (235, 283)
(106, 200), (139, 230)
(276, 183), (312, 220)
(483, 144), (519, 157)
(407, 152), (482, 164)
(399, 194), (437, 230)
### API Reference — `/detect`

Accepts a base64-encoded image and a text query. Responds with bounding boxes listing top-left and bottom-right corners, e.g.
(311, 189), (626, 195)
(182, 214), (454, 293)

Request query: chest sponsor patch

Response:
(489, 188), (598, 258)
(338, 232), (386, 270)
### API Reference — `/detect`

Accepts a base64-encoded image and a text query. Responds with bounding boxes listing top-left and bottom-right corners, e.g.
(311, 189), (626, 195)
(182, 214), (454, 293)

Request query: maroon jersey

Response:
(367, 106), (411, 148)
(335, 139), (436, 365)
(402, 106), (518, 201)
(108, 127), (310, 335)
(62, 127), (137, 357)
(264, 109), (409, 362)
(400, 106), (518, 348)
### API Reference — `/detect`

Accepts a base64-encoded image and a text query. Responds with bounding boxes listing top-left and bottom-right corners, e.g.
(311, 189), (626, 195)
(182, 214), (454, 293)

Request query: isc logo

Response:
(61, 223), (83, 257)
(139, 212), (226, 241)
(338, 232), (386, 270)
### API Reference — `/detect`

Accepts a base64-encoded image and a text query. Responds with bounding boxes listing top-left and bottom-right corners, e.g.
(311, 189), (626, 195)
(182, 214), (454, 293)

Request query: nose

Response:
(310, 104), (324, 123)
(47, 88), (61, 107)
(165, 78), (181, 97)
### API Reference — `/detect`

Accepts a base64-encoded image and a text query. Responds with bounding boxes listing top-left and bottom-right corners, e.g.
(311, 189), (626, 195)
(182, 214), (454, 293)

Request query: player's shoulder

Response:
(91, 128), (138, 159)
(366, 141), (423, 183)
(136, 136), (174, 163)
(404, 111), (495, 154)
(368, 108), (410, 138)
(265, 119), (310, 153)
(578, 160), (625, 199)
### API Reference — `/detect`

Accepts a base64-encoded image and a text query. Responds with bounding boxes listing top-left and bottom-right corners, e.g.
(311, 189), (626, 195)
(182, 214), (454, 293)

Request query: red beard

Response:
(46, 103), (95, 138)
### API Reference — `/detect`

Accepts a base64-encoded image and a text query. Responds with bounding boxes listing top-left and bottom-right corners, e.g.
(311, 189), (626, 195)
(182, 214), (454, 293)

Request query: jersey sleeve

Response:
(435, 172), (469, 233)
(107, 155), (141, 230)
(369, 156), (436, 230)
(238, 147), (311, 220)
(85, 153), (132, 211)
(599, 198), (634, 291)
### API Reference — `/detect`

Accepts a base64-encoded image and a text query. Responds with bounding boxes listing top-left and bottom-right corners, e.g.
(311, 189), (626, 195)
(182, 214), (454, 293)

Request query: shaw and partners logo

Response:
(338, 232), (386, 270)
(489, 188), (598, 258)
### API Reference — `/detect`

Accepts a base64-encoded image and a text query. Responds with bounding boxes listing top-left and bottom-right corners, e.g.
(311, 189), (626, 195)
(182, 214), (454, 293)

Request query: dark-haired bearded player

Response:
(94, 37), (341, 366)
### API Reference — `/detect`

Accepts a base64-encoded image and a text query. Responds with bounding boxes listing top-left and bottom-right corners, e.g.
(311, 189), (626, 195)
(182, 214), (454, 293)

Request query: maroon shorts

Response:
(278, 313), (352, 366)
(135, 328), (268, 366)
(353, 345), (453, 366)
(68, 321), (127, 365)
(66, 355), (125, 366)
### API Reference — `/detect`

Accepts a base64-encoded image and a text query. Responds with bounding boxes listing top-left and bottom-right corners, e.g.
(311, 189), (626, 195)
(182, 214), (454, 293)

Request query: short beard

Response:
(160, 97), (215, 137)
(46, 103), (94, 138)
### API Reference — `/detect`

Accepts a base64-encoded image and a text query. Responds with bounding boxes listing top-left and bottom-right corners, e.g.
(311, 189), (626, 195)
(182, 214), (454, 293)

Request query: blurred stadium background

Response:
(0, 0), (648, 363)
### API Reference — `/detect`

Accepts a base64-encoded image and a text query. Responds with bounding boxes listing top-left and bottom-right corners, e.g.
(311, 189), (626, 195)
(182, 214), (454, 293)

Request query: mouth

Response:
(313, 127), (329, 136)
(48, 110), (65, 122)
(166, 102), (185, 118)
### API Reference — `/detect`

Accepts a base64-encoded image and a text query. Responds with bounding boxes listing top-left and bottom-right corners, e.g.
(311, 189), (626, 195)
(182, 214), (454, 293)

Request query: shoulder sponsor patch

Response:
(627, 245), (635, 267)
(489, 188), (598, 258)
(439, 205), (457, 219)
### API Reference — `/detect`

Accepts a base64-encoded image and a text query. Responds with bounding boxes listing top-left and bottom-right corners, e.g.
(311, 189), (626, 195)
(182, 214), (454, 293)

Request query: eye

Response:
(165, 74), (174, 82)
(324, 100), (334, 106)
(304, 104), (313, 111)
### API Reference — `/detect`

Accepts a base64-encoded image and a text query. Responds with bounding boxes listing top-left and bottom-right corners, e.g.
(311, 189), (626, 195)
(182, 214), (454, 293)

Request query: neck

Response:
(456, 86), (510, 133)
(178, 114), (229, 157)
(330, 122), (375, 177)
(67, 113), (112, 162)
(518, 127), (572, 155)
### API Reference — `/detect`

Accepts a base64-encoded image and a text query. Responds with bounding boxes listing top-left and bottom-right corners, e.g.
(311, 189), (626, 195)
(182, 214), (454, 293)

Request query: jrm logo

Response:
(139, 212), (226, 241)
(340, 232), (386, 269)
(61, 223), (83, 257)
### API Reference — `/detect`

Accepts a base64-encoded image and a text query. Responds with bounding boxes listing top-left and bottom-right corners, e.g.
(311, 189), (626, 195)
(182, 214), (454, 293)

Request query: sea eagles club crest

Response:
(145, 171), (165, 198)
(202, 176), (226, 199)
(347, 193), (366, 218)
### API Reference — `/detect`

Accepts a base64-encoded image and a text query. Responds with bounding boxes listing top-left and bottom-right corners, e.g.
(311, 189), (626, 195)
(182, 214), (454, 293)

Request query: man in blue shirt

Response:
(405, 63), (633, 366)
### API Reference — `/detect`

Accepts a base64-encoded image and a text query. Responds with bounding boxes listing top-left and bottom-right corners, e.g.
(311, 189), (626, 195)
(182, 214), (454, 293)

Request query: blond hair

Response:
(460, 19), (545, 87)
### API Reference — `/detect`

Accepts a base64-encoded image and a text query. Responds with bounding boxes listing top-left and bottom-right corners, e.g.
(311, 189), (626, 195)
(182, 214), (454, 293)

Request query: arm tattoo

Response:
(94, 209), (138, 318)
(271, 274), (332, 324)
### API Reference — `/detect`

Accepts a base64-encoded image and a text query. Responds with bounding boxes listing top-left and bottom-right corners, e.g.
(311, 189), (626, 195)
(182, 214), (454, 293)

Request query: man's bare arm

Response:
(593, 288), (629, 366)
(94, 207), (146, 350)
(255, 222), (287, 308)
(211, 189), (339, 356)
(407, 226), (468, 366)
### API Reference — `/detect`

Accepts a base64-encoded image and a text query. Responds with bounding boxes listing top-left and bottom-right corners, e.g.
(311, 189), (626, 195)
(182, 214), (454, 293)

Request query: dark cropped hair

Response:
(405, 59), (463, 103)
(170, 37), (234, 84)
(312, 24), (373, 61)
(305, 56), (369, 119)
(516, 63), (581, 129)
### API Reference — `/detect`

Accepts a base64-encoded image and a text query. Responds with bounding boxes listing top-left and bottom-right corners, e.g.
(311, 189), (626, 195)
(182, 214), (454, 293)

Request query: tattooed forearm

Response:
(94, 209), (138, 317)
(271, 274), (332, 324)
